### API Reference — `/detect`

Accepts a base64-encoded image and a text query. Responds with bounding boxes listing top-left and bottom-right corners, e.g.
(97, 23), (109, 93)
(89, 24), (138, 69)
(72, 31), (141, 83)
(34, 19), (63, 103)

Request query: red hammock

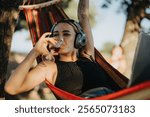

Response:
(45, 80), (150, 100)
(19, 0), (150, 99)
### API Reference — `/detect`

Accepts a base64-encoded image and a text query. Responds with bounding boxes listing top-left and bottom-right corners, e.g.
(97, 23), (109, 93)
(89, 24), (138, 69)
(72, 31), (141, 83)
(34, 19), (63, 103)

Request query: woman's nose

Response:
(58, 35), (64, 44)
(59, 35), (64, 41)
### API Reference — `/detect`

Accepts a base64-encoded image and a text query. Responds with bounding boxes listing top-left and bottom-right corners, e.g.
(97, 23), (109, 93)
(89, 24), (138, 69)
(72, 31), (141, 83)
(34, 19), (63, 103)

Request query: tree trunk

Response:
(0, 6), (20, 98)
(121, 20), (140, 78)
(120, 0), (149, 78)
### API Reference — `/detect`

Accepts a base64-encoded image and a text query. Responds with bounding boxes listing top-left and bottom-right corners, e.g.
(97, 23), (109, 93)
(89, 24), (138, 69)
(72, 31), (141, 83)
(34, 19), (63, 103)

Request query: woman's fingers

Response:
(42, 32), (52, 38)
(35, 32), (61, 55)
(41, 32), (61, 47)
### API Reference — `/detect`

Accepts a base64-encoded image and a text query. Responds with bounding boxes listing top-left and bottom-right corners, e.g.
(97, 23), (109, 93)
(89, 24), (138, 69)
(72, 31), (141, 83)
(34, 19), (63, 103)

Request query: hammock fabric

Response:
(19, 0), (150, 99)
(45, 80), (150, 100)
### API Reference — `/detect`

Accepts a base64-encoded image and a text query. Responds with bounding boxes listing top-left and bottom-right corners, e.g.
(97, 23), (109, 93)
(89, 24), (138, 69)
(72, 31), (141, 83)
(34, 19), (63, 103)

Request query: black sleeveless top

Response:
(55, 57), (121, 96)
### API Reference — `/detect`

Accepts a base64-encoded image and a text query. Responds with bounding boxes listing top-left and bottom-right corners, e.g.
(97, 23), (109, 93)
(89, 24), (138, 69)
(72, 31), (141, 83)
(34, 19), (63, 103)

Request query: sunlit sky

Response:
(11, 0), (150, 54)
(91, 0), (126, 50)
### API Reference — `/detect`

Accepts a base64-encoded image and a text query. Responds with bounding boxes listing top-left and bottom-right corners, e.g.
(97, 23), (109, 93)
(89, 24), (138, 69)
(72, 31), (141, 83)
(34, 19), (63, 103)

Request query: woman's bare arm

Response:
(5, 33), (56, 95)
(78, 0), (95, 60)
(5, 50), (44, 95)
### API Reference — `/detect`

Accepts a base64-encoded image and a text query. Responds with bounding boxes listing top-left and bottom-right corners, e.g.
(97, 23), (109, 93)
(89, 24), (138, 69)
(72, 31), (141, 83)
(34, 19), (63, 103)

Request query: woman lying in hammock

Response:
(5, 0), (122, 98)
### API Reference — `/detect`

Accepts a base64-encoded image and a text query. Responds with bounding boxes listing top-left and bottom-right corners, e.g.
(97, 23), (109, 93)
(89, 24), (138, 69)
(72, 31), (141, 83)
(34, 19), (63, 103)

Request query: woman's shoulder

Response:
(79, 50), (95, 62)
(78, 56), (93, 62)
(38, 61), (57, 71)
(38, 61), (57, 85)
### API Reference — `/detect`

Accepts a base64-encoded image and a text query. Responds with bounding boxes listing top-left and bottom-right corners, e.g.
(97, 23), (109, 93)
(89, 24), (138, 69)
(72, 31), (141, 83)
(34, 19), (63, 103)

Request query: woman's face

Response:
(53, 23), (76, 54)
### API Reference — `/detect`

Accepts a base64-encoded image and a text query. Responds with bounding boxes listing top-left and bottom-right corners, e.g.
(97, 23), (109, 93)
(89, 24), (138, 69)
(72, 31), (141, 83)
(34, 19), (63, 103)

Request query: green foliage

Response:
(63, 0), (78, 20)
(61, 0), (73, 9)
(63, 0), (97, 27)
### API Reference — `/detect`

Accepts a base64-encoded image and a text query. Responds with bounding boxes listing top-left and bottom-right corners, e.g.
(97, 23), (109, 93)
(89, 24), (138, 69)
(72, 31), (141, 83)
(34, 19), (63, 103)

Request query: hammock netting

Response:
(19, 0), (150, 100)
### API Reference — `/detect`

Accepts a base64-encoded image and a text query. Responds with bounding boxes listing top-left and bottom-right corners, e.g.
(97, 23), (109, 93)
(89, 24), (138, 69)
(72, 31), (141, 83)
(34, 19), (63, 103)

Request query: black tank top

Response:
(55, 57), (121, 96)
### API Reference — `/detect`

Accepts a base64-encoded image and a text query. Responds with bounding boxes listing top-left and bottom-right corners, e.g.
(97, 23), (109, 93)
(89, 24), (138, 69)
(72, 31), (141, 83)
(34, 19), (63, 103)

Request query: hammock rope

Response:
(19, 0), (62, 10)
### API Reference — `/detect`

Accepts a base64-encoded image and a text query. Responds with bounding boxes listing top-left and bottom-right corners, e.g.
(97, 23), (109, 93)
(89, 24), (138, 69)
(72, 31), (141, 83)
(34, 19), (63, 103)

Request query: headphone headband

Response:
(51, 19), (82, 33)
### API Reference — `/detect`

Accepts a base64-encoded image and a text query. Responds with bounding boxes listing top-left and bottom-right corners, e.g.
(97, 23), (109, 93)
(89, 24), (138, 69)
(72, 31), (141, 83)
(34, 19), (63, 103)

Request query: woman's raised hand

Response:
(33, 32), (62, 62)
(34, 33), (56, 53)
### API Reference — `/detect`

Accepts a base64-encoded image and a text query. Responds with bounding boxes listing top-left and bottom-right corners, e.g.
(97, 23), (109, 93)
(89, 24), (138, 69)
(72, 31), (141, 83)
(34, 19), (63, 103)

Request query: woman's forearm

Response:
(5, 48), (39, 95)
(78, 0), (89, 18)
(78, 0), (94, 58)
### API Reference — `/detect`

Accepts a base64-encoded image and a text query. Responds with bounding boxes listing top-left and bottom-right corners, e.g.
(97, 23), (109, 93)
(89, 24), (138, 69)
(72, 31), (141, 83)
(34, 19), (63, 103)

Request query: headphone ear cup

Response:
(74, 32), (86, 49)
